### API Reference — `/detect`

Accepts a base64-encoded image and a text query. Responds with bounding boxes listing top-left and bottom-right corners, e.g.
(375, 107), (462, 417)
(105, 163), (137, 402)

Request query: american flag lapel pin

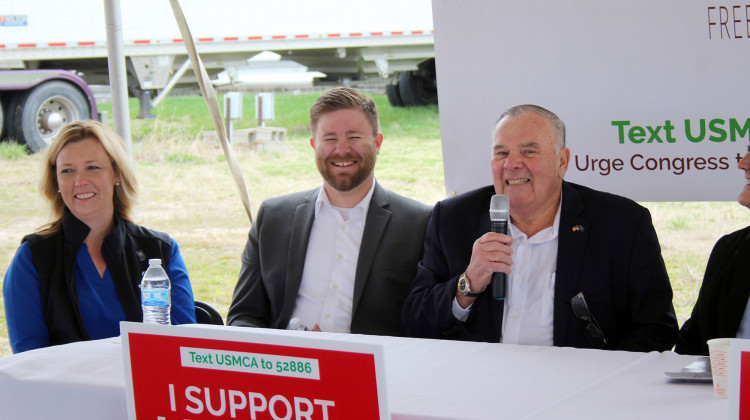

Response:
(572, 225), (585, 232)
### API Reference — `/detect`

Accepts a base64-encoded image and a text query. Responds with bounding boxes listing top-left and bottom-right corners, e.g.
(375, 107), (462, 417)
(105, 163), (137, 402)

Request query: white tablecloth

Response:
(0, 326), (727, 420)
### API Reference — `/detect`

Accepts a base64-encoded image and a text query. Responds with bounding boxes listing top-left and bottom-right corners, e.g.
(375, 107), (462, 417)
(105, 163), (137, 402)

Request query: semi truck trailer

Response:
(1, 0), (436, 151)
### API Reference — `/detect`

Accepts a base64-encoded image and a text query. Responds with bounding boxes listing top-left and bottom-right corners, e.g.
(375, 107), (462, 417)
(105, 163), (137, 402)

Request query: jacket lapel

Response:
(280, 189), (317, 324)
(553, 182), (589, 345)
(352, 184), (391, 316)
(101, 217), (142, 322)
(61, 210), (92, 338)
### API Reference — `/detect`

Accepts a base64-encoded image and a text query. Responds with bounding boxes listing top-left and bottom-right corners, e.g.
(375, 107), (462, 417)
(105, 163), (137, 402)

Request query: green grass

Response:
(0, 141), (28, 160)
(166, 153), (206, 164)
(1, 92), (749, 357)
(669, 215), (690, 230)
(97, 92), (441, 143)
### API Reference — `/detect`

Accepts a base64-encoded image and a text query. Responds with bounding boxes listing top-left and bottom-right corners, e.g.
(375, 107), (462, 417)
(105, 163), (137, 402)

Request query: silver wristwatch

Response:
(458, 272), (485, 297)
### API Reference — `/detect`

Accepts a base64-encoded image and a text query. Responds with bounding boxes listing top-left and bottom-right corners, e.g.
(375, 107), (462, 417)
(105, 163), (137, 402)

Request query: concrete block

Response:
(248, 127), (288, 151)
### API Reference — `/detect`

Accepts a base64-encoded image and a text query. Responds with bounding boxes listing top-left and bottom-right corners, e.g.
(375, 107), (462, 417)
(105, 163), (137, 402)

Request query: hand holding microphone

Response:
(459, 195), (512, 305)
(489, 194), (510, 300)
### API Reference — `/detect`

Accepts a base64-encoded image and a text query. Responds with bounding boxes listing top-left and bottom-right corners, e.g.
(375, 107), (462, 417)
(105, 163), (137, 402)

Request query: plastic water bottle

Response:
(140, 258), (171, 324)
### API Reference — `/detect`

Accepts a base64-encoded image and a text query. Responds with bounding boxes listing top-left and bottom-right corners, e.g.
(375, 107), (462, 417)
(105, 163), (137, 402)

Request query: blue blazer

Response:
(401, 182), (678, 351)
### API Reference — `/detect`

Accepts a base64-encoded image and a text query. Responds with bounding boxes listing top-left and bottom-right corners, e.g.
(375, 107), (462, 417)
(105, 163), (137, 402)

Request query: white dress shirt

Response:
(290, 182), (375, 332)
(453, 200), (561, 346)
(500, 204), (560, 346)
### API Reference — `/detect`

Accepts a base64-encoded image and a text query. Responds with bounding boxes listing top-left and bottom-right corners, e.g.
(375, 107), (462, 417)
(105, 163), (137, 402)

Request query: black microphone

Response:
(489, 194), (510, 300)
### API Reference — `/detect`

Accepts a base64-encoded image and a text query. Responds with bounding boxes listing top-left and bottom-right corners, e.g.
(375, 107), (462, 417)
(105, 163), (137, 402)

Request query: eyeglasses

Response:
(570, 292), (607, 347)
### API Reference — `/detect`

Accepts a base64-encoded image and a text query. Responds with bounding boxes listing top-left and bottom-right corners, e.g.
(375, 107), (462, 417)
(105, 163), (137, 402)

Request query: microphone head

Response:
(489, 194), (510, 221)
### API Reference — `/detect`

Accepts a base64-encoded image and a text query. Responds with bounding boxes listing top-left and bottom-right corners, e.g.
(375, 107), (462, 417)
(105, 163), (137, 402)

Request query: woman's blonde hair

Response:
(37, 120), (138, 235)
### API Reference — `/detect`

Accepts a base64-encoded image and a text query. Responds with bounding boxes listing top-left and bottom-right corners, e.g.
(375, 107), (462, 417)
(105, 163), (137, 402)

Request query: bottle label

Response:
(142, 289), (169, 306)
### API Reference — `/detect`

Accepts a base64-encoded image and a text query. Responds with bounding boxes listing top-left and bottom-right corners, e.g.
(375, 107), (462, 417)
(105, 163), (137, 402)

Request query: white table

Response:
(0, 325), (727, 420)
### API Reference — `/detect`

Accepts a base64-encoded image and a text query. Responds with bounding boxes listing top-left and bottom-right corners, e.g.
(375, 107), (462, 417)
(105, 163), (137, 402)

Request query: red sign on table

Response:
(729, 340), (750, 420)
(121, 322), (389, 420)
(739, 352), (750, 419)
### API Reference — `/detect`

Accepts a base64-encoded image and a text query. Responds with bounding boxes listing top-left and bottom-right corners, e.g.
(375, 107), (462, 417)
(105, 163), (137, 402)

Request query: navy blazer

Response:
(401, 182), (678, 351)
(675, 225), (750, 355)
(227, 183), (432, 336)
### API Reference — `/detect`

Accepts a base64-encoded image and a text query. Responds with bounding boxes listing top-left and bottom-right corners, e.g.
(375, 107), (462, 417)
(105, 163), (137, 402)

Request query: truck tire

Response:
(0, 92), (13, 141)
(398, 70), (438, 107)
(0, 99), (4, 141)
(8, 81), (90, 153)
(385, 75), (404, 107)
(6, 93), (25, 143)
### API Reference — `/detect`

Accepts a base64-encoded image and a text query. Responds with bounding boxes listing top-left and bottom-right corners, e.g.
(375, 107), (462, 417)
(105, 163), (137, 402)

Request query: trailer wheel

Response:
(0, 92), (14, 141)
(6, 93), (25, 143)
(398, 70), (438, 107)
(8, 81), (90, 153)
(0, 99), (4, 141)
(385, 75), (404, 107)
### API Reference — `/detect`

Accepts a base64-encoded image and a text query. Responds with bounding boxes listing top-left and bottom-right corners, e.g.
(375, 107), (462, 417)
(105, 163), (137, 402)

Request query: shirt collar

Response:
(314, 179), (377, 218)
(509, 191), (562, 243)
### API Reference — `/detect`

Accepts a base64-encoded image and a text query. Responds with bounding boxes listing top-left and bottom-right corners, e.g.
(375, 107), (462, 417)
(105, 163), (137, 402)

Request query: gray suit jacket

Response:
(227, 183), (432, 336)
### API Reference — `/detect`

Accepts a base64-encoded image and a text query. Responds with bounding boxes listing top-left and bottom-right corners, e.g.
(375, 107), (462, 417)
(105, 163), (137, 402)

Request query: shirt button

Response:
(325, 314), (332, 319)
(332, 284), (339, 290)
(336, 254), (343, 260)
(340, 225), (346, 230)
(511, 315), (518, 319)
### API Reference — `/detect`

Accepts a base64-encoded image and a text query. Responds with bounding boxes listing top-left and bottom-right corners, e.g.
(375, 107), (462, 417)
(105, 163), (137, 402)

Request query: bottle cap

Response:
(148, 258), (162, 265)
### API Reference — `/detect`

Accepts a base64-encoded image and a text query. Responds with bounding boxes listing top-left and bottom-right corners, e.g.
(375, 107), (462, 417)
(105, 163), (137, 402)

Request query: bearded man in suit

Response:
(228, 87), (431, 336)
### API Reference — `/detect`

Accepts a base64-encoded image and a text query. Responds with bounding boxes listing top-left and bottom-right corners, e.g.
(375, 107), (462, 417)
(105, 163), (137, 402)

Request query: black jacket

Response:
(402, 182), (678, 352)
(23, 210), (172, 347)
(675, 225), (750, 355)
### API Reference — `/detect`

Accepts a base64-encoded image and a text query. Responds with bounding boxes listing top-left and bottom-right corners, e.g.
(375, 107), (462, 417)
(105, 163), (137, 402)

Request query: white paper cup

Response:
(707, 338), (732, 398)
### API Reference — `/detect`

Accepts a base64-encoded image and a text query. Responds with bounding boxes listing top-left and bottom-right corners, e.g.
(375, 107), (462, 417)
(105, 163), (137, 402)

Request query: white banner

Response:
(433, 0), (750, 201)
